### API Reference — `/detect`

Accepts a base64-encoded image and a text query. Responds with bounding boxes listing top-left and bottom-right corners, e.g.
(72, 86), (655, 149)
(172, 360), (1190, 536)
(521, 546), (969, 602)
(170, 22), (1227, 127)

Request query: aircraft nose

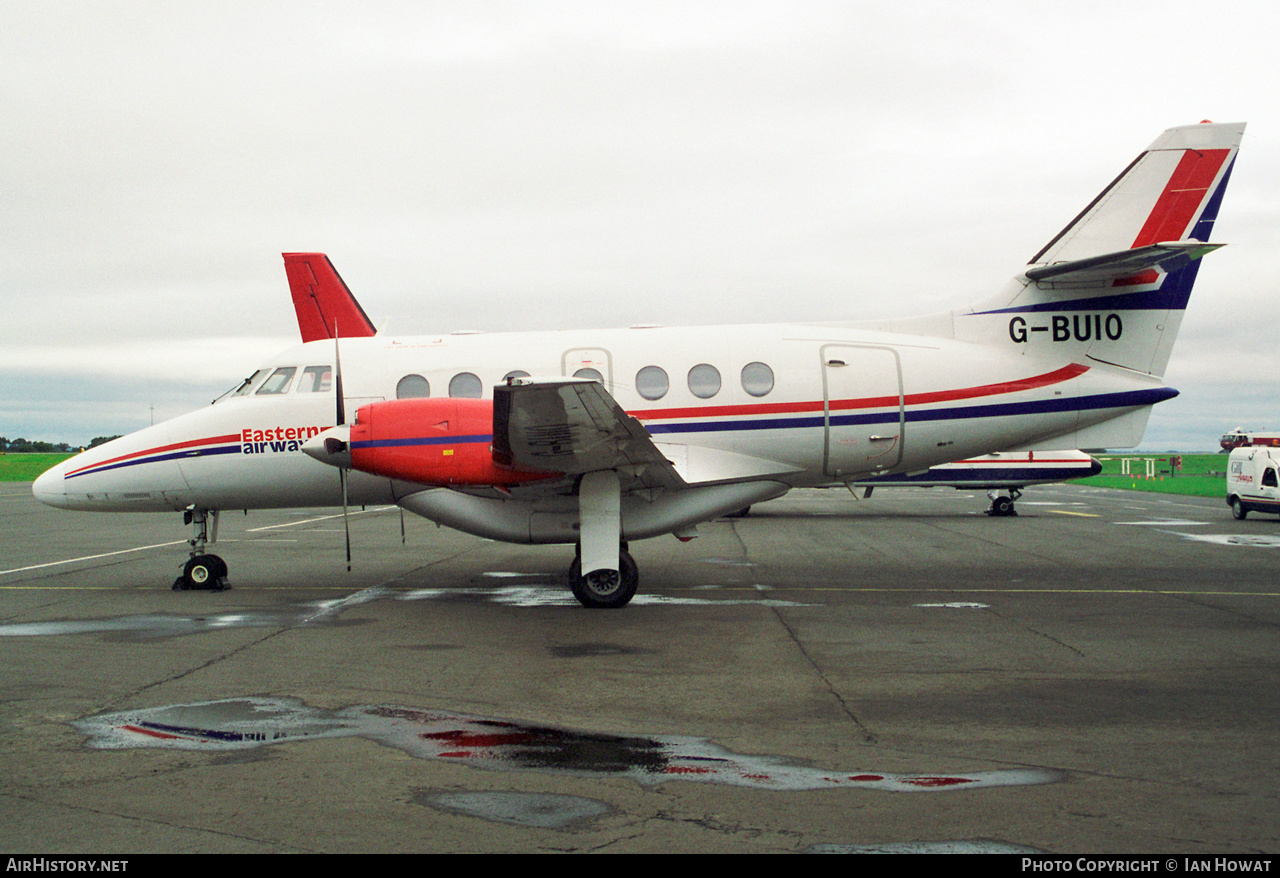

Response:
(1088, 457), (1103, 477)
(32, 460), (69, 508)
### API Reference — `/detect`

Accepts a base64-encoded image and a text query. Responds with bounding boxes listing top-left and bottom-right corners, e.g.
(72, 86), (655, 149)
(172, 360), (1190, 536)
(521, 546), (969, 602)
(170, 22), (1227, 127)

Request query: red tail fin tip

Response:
(282, 253), (377, 343)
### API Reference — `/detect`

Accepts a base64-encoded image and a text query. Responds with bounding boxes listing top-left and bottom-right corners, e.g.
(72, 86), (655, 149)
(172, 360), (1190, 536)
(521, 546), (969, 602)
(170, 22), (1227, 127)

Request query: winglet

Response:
(282, 253), (377, 342)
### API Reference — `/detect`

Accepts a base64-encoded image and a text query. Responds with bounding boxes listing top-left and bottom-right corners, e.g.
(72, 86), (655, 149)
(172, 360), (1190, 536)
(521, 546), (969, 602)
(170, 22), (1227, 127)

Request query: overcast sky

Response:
(3, 1), (1278, 449)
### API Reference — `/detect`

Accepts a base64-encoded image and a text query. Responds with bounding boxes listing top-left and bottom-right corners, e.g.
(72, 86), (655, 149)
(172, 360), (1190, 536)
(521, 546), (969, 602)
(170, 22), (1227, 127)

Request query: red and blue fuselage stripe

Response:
(65, 434), (241, 480)
(642, 386), (1175, 436)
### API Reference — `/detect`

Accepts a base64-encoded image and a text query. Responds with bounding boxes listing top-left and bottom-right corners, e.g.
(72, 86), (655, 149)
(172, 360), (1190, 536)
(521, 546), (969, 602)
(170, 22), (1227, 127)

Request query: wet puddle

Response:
(74, 697), (1060, 793)
(0, 587), (390, 640)
(0, 584), (806, 640)
(1170, 532), (1280, 548)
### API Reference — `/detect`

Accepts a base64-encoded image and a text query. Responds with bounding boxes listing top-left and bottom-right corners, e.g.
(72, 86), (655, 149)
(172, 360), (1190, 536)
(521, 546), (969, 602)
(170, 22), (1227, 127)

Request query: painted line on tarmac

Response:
(0, 541), (186, 577)
(246, 506), (396, 532)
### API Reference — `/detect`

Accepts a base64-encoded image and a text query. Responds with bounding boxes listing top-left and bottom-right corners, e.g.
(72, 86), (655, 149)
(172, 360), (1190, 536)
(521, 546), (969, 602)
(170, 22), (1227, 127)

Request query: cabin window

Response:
(297, 365), (332, 393)
(256, 367), (297, 395)
(573, 367), (604, 384)
(503, 370), (531, 383)
(687, 364), (721, 399)
(396, 374), (431, 399)
(636, 365), (669, 401)
(740, 362), (774, 397)
(449, 372), (483, 398)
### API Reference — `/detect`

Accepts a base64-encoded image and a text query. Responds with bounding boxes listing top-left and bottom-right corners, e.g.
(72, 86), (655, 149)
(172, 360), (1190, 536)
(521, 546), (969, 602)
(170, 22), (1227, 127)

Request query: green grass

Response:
(1076, 452), (1228, 498)
(0, 453), (74, 482)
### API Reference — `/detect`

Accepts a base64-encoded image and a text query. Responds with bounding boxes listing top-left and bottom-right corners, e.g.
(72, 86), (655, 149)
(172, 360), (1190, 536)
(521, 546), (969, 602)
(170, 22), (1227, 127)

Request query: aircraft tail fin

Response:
(282, 253), (378, 342)
(966, 121), (1244, 377)
(1031, 122), (1243, 266)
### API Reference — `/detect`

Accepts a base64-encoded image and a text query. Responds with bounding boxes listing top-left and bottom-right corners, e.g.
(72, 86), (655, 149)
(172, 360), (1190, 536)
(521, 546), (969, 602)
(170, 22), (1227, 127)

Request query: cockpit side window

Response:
(297, 365), (332, 393)
(256, 366), (297, 395)
(232, 369), (267, 397)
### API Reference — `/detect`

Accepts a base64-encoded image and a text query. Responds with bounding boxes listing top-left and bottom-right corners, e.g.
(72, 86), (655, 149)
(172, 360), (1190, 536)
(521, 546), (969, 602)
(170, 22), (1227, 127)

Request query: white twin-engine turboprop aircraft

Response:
(34, 122), (1244, 607)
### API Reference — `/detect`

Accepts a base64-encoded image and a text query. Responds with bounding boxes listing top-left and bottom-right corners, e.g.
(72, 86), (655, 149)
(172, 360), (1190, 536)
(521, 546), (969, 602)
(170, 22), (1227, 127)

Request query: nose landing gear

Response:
(173, 507), (228, 591)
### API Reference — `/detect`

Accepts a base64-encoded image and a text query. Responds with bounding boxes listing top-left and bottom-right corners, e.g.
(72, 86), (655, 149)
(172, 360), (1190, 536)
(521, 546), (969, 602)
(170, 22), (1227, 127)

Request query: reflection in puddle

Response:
(73, 697), (1060, 793)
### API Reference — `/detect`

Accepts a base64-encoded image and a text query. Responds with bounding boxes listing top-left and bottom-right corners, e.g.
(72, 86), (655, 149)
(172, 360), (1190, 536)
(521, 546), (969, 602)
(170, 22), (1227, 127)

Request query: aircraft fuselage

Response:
(34, 320), (1163, 520)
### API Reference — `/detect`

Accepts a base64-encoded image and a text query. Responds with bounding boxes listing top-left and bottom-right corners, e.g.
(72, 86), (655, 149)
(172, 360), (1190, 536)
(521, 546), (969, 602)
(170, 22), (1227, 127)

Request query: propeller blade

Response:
(335, 322), (350, 571)
(334, 322), (345, 426)
(340, 467), (351, 573)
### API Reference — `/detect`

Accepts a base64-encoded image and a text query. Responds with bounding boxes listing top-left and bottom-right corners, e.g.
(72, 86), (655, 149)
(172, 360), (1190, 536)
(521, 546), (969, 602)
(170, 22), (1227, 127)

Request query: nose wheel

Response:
(173, 506), (229, 591)
(174, 554), (228, 591)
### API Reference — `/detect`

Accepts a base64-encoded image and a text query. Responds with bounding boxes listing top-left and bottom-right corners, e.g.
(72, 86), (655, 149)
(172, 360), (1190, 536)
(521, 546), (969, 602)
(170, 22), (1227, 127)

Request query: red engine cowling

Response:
(348, 398), (556, 487)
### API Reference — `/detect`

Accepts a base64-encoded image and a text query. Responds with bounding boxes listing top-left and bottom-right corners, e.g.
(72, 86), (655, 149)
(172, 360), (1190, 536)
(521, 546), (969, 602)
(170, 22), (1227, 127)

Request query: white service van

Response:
(1226, 446), (1280, 519)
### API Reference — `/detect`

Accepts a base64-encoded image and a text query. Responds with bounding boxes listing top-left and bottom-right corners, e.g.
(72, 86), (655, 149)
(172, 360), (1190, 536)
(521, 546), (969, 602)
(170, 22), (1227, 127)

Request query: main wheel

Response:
(568, 551), (638, 609)
(992, 496), (1016, 516)
(1232, 497), (1248, 520)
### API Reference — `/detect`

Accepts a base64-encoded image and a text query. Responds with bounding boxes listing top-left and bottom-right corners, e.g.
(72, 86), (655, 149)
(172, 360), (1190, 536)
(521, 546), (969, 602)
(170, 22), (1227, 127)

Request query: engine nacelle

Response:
(348, 398), (556, 487)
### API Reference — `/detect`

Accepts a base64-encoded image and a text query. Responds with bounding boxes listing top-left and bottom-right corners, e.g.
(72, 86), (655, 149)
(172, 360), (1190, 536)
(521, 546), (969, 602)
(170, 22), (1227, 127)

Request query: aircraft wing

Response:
(493, 379), (686, 492)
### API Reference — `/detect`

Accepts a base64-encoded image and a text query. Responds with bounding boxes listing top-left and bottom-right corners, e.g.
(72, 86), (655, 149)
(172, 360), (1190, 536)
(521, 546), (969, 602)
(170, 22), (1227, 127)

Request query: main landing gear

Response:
(567, 470), (639, 609)
(173, 507), (228, 591)
(985, 488), (1022, 517)
(568, 544), (639, 609)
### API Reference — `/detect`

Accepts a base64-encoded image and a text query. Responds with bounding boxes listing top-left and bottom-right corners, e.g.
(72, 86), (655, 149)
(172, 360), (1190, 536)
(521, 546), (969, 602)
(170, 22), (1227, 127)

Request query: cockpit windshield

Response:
(216, 364), (333, 402)
(256, 367), (297, 395)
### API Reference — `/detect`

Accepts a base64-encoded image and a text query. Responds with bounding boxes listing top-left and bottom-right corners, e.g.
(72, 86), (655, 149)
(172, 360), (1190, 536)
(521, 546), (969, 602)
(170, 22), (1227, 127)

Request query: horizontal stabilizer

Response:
(1024, 241), (1223, 285)
(283, 253), (377, 342)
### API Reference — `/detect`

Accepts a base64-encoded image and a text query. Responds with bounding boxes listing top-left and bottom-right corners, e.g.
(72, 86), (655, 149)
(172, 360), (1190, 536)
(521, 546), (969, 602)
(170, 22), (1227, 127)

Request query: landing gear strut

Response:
(985, 488), (1022, 517)
(173, 506), (228, 591)
(568, 470), (637, 608)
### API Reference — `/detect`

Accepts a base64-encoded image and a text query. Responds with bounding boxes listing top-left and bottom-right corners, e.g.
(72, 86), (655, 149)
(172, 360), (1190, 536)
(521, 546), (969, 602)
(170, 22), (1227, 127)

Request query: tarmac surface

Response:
(1, 479), (1277, 854)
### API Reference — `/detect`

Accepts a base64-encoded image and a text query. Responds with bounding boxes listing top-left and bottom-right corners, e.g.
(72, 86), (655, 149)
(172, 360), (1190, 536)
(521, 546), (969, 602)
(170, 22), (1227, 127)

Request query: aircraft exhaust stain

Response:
(73, 697), (1060, 793)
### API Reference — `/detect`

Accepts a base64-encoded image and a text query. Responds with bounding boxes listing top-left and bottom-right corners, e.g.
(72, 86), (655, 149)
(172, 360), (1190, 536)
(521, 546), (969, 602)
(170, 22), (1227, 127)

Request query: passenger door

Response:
(821, 344), (904, 478)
